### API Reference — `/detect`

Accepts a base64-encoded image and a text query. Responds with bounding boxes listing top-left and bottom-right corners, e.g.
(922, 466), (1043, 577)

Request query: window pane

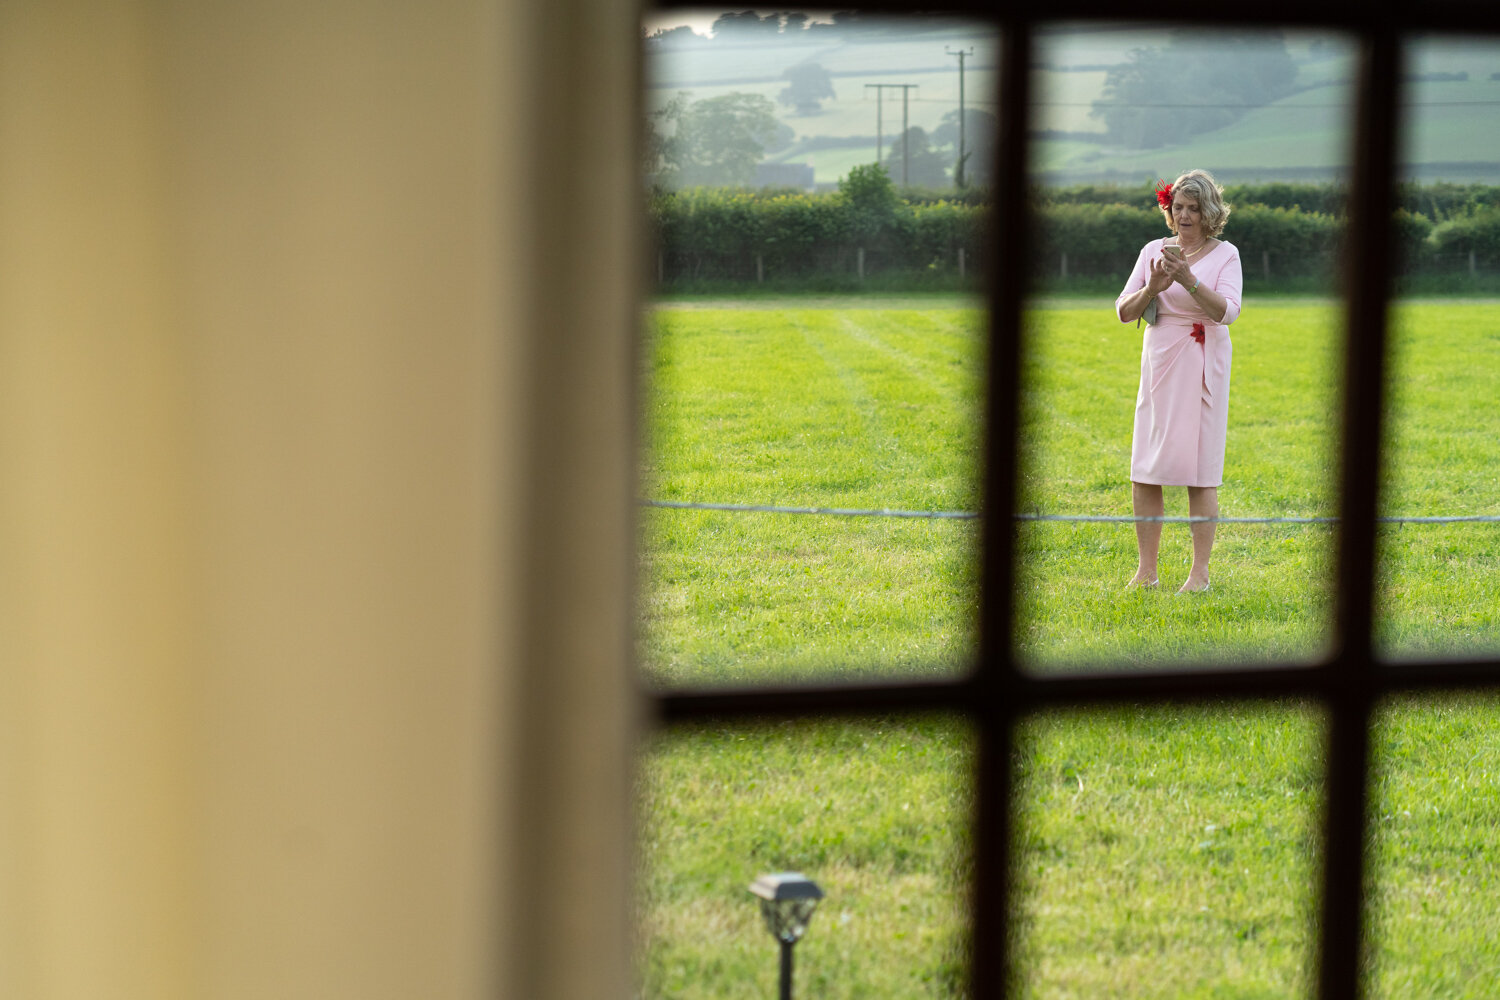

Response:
(1018, 26), (1354, 670)
(640, 12), (995, 686)
(1011, 704), (1325, 996)
(1377, 36), (1500, 659)
(637, 717), (972, 998)
(1367, 696), (1500, 997)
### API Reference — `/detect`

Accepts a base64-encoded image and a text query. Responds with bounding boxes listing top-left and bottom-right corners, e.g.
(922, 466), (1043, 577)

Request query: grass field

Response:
(637, 295), (1500, 997)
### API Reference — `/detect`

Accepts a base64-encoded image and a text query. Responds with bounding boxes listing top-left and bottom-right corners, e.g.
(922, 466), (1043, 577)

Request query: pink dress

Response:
(1115, 239), (1243, 487)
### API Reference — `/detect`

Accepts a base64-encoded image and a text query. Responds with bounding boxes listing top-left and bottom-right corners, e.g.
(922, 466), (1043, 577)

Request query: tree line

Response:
(645, 11), (968, 46)
(646, 89), (996, 189)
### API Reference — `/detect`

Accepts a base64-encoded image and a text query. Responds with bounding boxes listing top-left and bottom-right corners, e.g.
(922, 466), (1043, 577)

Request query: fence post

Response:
(756, 253), (764, 283)
(1471, 249), (1478, 277)
(958, 247), (966, 279)
(1060, 251), (1068, 280)
(857, 247), (865, 281)
(1263, 249), (1271, 281)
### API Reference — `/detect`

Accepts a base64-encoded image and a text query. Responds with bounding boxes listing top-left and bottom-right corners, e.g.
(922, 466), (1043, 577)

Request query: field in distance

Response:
(646, 24), (1500, 186)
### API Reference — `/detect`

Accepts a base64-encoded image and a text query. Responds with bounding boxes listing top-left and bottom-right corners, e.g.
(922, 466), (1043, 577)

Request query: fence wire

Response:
(641, 498), (1500, 524)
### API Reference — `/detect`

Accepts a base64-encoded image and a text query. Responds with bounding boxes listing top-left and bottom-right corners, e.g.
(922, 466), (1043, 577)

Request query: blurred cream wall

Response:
(0, 1), (637, 998)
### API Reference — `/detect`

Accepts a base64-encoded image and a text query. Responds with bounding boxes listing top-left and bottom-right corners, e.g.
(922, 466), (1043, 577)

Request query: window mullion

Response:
(1319, 24), (1402, 1000)
(973, 14), (1033, 1000)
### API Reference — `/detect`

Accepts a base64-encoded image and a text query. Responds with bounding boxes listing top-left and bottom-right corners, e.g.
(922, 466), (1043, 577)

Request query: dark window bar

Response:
(640, 3), (1500, 1000)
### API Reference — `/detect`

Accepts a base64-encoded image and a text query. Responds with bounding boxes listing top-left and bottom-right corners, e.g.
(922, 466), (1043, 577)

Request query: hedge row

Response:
(648, 187), (1500, 281)
(1034, 181), (1500, 219)
(652, 188), (986, 275)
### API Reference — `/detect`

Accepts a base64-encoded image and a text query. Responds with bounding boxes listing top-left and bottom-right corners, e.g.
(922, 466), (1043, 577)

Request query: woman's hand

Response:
(1146, 256), (1175, 295)
(1158, 251), (1195, 290)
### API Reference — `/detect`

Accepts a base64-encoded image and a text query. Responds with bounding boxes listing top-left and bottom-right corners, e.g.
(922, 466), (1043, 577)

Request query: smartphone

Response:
(1162, 245), (1184, 259)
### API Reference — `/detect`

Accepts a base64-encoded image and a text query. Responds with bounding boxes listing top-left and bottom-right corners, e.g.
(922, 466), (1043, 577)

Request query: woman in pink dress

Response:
(1115, 169), (1242, 593)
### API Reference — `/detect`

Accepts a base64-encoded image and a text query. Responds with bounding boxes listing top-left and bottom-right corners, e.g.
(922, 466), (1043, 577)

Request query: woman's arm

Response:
(1161, 246), (1241, 324)
(1115, 244), (1170, 323)
(1213, 249), (1243, 324)
(1186, 279), (1229, 324)
(1117, 285), (1156, 324)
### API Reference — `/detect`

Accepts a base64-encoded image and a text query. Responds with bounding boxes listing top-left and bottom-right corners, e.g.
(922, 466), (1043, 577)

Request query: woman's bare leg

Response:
(1128, 482), (1164, 587)
(1181, 485), (1218, 592)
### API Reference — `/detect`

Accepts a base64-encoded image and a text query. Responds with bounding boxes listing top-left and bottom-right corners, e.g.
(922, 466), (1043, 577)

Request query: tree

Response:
(1092, 31), (1296, 149)
(932, 108), (996, 187)
(644, 25), (707, 47)
(644, 92), (689, 183)
(839, 163), (898, 241)
(648, 92), (782, 188)
(778, 62), (836, 116)
(710, 10), (780, 39)
(881, 127), (949, 189)
(764, 119), (796, 155)
(840, 162), (897, 212)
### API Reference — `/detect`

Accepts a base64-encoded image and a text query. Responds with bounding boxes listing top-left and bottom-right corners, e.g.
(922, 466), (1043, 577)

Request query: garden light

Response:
(748, 872), (823, 1000)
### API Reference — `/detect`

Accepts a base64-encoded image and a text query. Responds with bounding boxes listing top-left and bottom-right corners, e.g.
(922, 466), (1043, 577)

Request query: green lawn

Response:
(1380, 302), (1500, 655)
(1015, 299), (1342, 670)
(639, 717), (973, 999)
(641, 298), (1500, 680)
(637, 296), (1500, 998)
(640, 305), (981, 685)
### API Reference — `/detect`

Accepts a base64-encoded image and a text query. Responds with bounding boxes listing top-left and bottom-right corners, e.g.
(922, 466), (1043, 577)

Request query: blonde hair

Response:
(1163, 169), (1231, 237)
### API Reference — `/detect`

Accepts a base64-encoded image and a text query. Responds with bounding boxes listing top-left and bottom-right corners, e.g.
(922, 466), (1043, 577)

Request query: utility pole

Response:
(863, 84), (884, 166)
(865, 83), (919, 184)
(946, 46), (973, 189)
(902, 83), (912, 186)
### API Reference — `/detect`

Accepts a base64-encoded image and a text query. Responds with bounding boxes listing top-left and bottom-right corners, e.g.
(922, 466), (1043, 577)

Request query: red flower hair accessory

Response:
(1155, 179), (1173, 209)
(1191, 322), (1206, 344)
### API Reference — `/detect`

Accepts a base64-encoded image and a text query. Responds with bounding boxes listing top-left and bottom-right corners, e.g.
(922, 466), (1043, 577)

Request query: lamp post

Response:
(748, 872), (824, 1000)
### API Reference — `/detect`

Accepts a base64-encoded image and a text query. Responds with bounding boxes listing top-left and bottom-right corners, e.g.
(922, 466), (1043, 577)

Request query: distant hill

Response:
(1033, 37), (1500, 186)
(645, 24), (1500, 187)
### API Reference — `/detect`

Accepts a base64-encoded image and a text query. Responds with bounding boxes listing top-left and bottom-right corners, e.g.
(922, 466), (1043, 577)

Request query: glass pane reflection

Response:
(637, 718), (972, 999)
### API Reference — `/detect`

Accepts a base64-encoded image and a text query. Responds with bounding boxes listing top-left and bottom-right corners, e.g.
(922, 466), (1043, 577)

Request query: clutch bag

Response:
(1139, 296), (1157, 328)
